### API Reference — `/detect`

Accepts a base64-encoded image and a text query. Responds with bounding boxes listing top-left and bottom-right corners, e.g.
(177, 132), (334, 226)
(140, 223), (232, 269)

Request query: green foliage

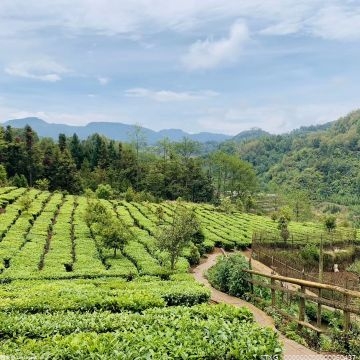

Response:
(11, 173), (28, 187)
(324, 203), (342, 214)
(207, 254), (251, 298)
(0, 277), (210, 313)
(347, 259), (360, 275)
(124, 186), (135, 202)
(210, 151), (258, 200)
(324, 215), (337, 232)
(277, 215), (290, 242)
(0, 304), (281, 359)
(0, 125), (220, 202)
(95, 183), (114, 199)
(157, 203), (202, 270)
(0, 164), (7, 186)
(218, 196), (235, 213)
(235, 197), (243, 211)
(100, 218), (133, 257)
(300, 243), (319, 265)
(34, 178), (49, 190)
(86, 200), (131, 257)
(19, 192), (32, 213)
(84, 200), (109, 227)
(238, 110), (360, 206)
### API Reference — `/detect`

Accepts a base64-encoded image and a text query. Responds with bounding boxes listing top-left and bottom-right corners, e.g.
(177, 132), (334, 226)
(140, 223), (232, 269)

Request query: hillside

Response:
(0, 187), (356, 280)
(2, 186), (360, 357)
(0, 186), (286, 358)
(237, 110), (360, 206)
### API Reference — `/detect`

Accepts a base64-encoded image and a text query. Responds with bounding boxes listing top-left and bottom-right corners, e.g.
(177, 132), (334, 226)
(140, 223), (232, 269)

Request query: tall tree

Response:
(24, 125), (36, 186)
(69, 133), (84, 169)
(129, 124), (147, 190)
(58, 133), (67, 152)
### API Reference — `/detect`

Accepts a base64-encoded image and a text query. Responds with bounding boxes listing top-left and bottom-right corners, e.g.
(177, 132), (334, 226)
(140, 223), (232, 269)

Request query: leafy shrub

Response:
(300, 243), (319, 265)
(95, 184), (114, 200)
(207, 254), (251, 298)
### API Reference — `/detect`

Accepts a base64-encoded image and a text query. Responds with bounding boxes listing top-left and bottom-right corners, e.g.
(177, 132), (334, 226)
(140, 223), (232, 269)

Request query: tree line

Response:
(0, 124), (257, 204)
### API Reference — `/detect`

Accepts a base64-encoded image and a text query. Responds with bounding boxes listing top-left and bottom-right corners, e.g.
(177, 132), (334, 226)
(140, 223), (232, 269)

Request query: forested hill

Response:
(236, 110), (360, 205)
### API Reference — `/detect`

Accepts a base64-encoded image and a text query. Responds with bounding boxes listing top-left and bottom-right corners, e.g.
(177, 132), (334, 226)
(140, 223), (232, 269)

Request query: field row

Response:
(0, 303), (281, 359)
(0, 187), (357, 280)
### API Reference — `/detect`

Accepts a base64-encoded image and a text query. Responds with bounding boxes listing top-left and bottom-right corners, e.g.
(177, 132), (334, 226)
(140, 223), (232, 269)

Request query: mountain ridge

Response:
(1, 117), (235, 144)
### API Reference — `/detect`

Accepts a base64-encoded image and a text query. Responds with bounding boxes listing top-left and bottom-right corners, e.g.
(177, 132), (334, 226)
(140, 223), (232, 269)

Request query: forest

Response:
(0, 124), (257, 205)
(230, 109), (360, 207)
(2, 110), (360, 217)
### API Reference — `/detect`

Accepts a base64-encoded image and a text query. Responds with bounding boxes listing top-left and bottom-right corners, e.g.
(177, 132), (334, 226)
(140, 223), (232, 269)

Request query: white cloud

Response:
(5, 59), (68, 82)
(182, 21), (249, 70)
(97, 76), (109, 85)
(125, 88), (218, 102)
(260, 21), (302, 36)
(196, 102), (358, 135)
(0, 1), (359, 44)
(308, 5), (360, 41)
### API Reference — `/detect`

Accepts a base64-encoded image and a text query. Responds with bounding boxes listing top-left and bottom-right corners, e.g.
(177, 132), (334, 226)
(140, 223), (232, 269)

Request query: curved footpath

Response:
(191, 249), (324, 358)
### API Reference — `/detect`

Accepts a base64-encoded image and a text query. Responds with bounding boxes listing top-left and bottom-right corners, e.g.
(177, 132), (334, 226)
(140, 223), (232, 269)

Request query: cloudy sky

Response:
(0, 0), (359, 135)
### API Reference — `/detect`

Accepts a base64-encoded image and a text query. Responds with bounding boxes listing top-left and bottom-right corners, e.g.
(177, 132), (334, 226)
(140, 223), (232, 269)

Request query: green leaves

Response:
(0, 304), (282, 359)
(157, 203), (202, 270)
(207, 254), (251, 298)
(0, 277), (210, 313)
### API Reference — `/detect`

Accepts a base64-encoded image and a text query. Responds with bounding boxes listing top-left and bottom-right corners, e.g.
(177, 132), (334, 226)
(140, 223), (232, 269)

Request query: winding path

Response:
(191, 249), (323, 358)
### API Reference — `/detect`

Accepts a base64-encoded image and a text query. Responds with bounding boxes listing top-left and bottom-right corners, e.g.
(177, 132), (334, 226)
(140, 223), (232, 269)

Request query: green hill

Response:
(237, 110), (360, 205)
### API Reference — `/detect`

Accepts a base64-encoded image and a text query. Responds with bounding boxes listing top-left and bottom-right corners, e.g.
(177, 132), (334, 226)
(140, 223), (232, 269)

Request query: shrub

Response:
(95, 184), (114, 200)
(207, 254), (251, 298)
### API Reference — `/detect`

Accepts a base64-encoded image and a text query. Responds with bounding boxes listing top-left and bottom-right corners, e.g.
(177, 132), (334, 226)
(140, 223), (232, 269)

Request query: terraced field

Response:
(0, 187), (356, 280)
(0, 187), (282, 359)
(1, 187), (356, 358)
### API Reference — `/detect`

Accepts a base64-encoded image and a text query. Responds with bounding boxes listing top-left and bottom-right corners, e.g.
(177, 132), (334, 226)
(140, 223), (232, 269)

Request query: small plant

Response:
(35, 178), (50, 191)
(207, 254), (251, 298)
(277, 215), (290, 243)
(324, 215), (336, 232)
(95, 184), (114, 200)
(19, 194), (32, 213)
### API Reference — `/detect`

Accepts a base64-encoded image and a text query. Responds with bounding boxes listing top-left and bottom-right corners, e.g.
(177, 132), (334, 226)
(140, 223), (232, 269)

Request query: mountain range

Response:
(1, 117), (239, 144)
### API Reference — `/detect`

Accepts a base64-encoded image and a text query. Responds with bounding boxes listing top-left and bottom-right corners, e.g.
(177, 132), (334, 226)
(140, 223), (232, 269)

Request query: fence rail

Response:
(251, 246), (360, 292)
(244, 268), (360, 334)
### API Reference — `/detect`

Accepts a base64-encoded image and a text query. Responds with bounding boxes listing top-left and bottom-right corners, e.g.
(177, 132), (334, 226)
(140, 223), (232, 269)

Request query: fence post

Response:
(249, 249), (254, 294)
(298, 270), (306, 330)
(317, 288), (322, 328)
(344, 279), (350, 333)
(271, 277), (276, 307)
(318, 235), (324, 328)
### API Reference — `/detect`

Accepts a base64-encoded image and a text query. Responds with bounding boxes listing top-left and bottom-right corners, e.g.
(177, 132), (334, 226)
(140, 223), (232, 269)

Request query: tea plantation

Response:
(4, 186), (352, 358)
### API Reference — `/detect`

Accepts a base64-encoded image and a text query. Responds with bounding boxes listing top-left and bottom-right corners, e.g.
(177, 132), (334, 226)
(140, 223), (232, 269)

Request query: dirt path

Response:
(191, 249), (323, 358)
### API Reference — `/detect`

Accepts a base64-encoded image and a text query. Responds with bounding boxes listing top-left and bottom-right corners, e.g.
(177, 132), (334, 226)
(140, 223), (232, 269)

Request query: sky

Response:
(0, 0), (360, 135)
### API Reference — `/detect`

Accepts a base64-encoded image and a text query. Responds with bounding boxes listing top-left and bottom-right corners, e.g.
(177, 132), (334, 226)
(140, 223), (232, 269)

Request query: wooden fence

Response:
(243, 268), (360, 334)
(251, 247), (360, 292)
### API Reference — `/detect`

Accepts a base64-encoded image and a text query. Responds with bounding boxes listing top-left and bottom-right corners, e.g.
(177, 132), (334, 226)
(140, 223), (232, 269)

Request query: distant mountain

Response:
(1, 117), (232, 144)
(232, 127), (270, 143)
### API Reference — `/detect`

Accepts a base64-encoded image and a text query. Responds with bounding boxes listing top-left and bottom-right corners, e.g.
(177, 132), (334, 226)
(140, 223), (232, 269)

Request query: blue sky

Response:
(0, 0), (359, 135)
